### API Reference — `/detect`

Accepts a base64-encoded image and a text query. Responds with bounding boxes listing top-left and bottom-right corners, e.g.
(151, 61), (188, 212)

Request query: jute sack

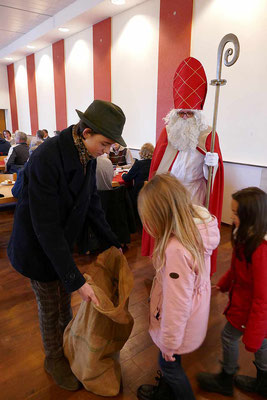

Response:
(63, 246), (134, 396)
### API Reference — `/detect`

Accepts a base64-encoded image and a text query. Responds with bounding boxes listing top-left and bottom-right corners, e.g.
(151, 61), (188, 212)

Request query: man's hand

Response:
(162, 352), (175, 362)
(204, 152), (219, 167)
(77, 282), (99, 306)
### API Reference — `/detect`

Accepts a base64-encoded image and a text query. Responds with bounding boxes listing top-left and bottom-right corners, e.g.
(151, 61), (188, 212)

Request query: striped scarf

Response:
(72, 124), (93, 174)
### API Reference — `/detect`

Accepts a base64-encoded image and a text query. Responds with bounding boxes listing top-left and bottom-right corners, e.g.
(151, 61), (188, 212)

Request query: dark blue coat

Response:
(0, 138), (11, 155)
(122, 158), (151, 196)
(8, 126), (120, 292)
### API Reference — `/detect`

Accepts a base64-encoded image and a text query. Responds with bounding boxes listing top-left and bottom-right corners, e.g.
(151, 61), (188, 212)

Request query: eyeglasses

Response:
(178, 111), (195, 118)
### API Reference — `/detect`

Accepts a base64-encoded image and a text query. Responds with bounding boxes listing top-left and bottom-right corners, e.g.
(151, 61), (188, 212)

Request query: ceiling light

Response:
(111, 0), (125, 4)
(58, 27), (69, 32)
(5, 57), (13, 61)
(27, 45), (35, 49)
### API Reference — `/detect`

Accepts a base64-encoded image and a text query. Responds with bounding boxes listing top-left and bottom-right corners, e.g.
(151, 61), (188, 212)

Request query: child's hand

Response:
(162, 352), (175, 362)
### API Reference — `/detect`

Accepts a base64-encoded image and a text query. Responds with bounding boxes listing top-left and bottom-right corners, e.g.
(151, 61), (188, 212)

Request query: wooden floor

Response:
(0, 207), (261, 400)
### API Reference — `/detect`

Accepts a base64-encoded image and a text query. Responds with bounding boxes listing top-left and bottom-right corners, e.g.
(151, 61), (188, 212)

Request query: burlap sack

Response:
(63, 247), (134, 396)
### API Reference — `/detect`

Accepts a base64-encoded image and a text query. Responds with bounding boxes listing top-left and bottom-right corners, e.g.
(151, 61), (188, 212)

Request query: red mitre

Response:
(173, 57), (207, 110)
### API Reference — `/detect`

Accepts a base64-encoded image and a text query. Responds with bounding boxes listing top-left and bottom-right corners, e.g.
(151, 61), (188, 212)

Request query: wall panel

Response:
(65, 28), (94, 126)
(111, 0), (160, 149)
(14, 59), (31, 134)
(35, 46), (56, 136)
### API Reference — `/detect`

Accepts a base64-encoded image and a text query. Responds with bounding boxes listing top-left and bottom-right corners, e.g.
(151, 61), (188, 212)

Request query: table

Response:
(112, 171), (125, 187)
(112, 171), (132, 188)
(0, 185), (17, 205)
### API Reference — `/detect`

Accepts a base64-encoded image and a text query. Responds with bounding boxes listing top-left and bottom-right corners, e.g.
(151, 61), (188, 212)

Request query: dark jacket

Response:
(0, 137), (11, 155)
(8, 126), (120, 293)
(218, 240), (267, 352)
(6, 142), (29, 172)
(122, 158), (151, 195)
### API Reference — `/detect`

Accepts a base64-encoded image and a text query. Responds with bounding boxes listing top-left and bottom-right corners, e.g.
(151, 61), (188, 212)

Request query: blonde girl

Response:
(137, 173), (220, 400)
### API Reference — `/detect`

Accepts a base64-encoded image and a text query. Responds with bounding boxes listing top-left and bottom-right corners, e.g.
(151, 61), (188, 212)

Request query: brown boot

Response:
(44, 356), (81, 391)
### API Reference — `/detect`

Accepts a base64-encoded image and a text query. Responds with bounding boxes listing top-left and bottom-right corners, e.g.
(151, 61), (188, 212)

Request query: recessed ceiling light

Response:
(58, 27), (69, 32)
(111, 0), (125, 4)
(27, 45), (35, 49)
(5, 57), (13, 61)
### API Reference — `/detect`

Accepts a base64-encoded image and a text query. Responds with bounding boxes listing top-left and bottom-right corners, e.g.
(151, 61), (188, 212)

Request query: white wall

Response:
(191, 0), (267, 167)
(111, 0), (160, 149)
(14, 59), (31, 134)
(35, 46), (56, 135)
(65, 27), (94, 126)
(0, 64), (11, 131)
(222, 162), (265, 224)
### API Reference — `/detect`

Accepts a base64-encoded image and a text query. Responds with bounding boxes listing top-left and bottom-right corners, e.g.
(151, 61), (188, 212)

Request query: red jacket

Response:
(218, 240), (267, 352)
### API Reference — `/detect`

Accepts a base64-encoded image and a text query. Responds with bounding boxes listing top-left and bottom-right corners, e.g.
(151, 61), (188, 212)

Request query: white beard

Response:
(167, 116), (200, 151)
(165, 109), (208, 151)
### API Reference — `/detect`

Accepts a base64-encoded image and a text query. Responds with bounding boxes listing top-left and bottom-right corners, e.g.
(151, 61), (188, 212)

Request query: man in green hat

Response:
(8, 100), (126, 391)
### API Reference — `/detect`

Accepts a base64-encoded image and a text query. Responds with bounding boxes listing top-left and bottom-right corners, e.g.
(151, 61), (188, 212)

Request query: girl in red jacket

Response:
(137, 174), (220, 400)
(197, 186), (267, 398)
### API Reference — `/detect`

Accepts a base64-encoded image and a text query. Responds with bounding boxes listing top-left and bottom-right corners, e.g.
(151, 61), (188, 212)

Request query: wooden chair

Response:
(0, 173), (17, 183)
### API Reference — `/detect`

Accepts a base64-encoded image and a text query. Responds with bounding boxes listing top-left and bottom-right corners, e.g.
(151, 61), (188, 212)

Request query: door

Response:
(0, 110), (6, 133)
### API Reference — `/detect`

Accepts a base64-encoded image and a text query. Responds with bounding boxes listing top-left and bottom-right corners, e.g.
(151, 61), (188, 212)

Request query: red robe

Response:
(141, 127), (224, 275)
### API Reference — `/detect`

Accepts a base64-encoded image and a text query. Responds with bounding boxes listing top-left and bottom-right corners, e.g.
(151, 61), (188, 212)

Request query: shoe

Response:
(137, 371), (175, 400)
(44, 356), (81, 391)
(197, 368), (234, 396)
(234, 362), (267, 398)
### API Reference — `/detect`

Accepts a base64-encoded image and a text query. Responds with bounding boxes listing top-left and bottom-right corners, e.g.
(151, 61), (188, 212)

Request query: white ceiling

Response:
(0, 0), (146, 64)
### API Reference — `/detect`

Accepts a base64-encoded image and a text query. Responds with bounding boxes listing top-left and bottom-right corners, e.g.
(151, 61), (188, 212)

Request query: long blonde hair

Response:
(138, 173), (206, 274)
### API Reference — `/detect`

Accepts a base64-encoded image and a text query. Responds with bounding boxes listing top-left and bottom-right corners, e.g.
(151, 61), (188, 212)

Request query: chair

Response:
(78, 186), (136, 254)
(98, 186), (136, 245)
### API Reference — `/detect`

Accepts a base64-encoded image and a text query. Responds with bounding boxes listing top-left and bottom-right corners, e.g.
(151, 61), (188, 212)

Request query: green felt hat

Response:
(76, 100), (126, 147)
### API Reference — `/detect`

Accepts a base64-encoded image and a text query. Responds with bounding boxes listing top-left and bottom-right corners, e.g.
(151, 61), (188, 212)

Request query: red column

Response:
(26, 54), (39, 135)
(93, 18), (111, 101)
(52, 39), (67, 131)
(7, 64), (18, 132)
(156, 0), (193, 139)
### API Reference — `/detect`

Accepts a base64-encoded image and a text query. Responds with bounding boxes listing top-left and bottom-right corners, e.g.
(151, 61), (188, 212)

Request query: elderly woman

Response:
(122, 142), (154, 200)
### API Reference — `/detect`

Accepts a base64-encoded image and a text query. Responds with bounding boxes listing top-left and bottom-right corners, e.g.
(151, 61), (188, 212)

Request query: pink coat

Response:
(149, 209), (220, 356)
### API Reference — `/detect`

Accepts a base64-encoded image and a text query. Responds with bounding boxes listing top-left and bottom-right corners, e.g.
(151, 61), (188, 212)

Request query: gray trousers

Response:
(31, 279), (72, 359)
(222, 321), (267, 374)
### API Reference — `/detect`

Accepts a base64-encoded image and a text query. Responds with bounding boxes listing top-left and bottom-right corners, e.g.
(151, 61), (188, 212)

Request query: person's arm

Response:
(6, 147), (16, 170)
(122, 160), (138, 182)
(216, 251), (235, 292)
(157, 244), (195, 356)
(11, 166), (25, 198)
(27, 153), (86, 293)
(242, 244), (267, 352)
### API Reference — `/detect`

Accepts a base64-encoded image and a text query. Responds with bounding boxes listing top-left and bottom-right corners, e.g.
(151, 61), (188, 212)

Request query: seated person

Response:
(12, 140), (42, 198)
(42, 129), (49, 139)
(0, 132), (11, 155)
(3, 130), (15, 145)
(109, 143), (134, 169)
(30, 130), (45, 147)
(6, 131), (29, 173)
(122, 142), (154, 197)
(96, 155), (114, 191)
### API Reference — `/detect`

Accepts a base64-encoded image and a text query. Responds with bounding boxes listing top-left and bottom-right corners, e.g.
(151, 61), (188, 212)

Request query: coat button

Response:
(69, 273), (76, 280)
(169, 272), (179, 279)
(241, 325), (246, 329)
